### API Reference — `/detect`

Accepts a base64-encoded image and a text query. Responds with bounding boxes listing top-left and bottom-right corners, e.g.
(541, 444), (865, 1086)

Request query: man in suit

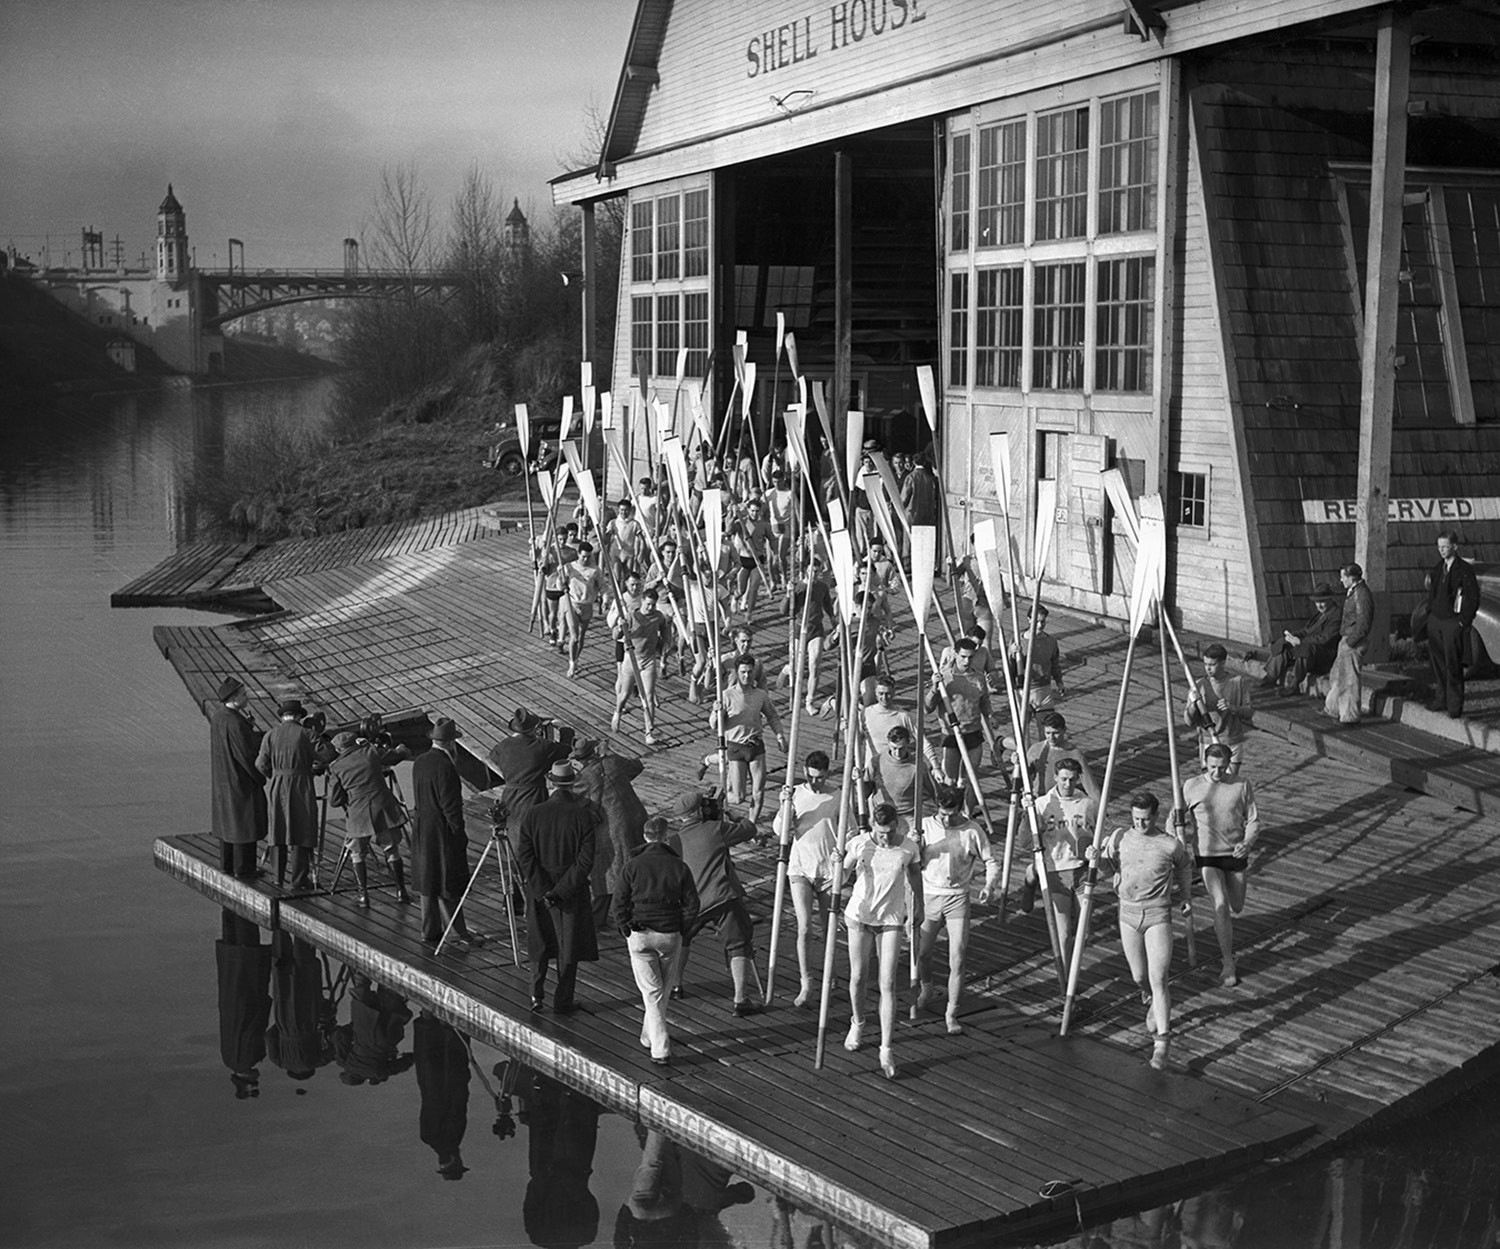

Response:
(1427, 530), (1481, 718)
(517, 761), (603, 1013)
(255, 698), (319, 890)
(1258, 583), (1342, 692)
(411, 717), (484, 949)
(209, 676), (266, 879)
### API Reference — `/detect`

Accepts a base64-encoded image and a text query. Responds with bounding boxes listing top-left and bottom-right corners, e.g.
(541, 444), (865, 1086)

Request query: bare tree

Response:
(448, 163), (507, 344)
(364, 161), (436, 276)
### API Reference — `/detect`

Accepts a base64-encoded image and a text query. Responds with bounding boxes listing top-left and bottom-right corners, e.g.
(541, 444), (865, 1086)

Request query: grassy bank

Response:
(193, 347), (520, 541)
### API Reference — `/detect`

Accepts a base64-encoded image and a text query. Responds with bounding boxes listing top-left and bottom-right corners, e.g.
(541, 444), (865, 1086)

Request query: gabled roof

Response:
(598, 0), (671, 175)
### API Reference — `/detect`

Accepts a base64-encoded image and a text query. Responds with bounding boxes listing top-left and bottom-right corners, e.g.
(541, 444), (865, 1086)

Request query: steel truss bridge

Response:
(198, 267), (462, 328)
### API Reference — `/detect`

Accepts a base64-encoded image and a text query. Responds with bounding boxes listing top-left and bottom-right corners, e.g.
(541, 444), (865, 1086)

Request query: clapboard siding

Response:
(566, 0), (1388, 202)
(1194, 45), (1500, 634)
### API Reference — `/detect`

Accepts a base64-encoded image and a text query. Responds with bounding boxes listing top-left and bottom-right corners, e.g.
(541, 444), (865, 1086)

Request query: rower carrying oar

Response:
(1158, 598), (1199, 967)
(1060, 499), (1168, 1034)
(765, 552), (821, 1004)
(812, 527), (868, 1068)
(907, 526), (937, 989)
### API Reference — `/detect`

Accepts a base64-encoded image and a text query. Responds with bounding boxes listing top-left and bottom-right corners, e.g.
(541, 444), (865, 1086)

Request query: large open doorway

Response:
(714, 118), (939, 465)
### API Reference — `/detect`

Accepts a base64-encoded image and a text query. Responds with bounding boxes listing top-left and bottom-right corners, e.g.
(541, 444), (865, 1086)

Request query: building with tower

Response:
(503, 199), (531, 254)
(148, 184), (222, 374)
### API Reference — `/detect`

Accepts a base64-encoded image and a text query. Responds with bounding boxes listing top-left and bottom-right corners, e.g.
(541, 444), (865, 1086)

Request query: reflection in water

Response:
(214, 910), (272, 1100)
(334, 972), (415, 1086)
(266, 931), (336, 1079)
(513, 1065), (603, 1249)
(415, 1011), (470, 1180)
(618, 1130), (757, 1249)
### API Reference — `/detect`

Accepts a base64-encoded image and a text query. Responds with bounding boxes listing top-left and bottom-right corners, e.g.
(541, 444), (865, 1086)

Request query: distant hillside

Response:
(0, 276), (338, 399)
(0, 275), (172, 398)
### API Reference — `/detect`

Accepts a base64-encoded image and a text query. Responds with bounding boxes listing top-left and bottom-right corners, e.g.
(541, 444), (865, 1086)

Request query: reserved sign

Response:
(1301, 497), (1500, 523)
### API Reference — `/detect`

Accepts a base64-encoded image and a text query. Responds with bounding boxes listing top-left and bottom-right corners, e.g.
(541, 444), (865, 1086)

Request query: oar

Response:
(517, 403), (543, 632)
(766, 554), (821, 1004)
(908, 525), (937, 986)
(1060, 504), (1166, 1034)
(1160, 612), (1198, 966)
(989, 431), (1026, 654)
(703, 488), (729, 794)
(813, 528), (868, 1069)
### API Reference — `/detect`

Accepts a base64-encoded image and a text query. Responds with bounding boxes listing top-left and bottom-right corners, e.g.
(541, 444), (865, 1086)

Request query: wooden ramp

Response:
(111, 539), (266, 609)
(155, 831), (1313, 1248)
(142, 516), (1500, 1240)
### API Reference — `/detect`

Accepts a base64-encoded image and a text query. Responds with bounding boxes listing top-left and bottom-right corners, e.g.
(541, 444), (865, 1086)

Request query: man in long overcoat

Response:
(255, 698), (319, 889)
(516, 761), (602, 1013)
(572, 738), (647, 931)
(490, 707), (571, 829)
(264, 930), (334, 1079)
(209, 676), (266, 879)
(411, 718), (480, 947)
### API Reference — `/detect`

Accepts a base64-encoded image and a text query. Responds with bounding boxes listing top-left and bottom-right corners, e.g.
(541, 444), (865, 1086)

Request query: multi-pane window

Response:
(946, 84), (1161, 396)
(684, 189), (710, 278)
(631, 295), (653, 377)
(975, 267), (1023, 388)
(763, 265), (816, 328)
(951, 133), (972, 252)
(1032, 262), (1086, 389)
(629, 182), (712, 384)
(1174, 471), (1207, 528)
(1098, 91), (1159, 234)
(656, 197), (681, 281)
(631, 202), (654, 282)
(1096, 256), (1155, 391)
(977, 119), (1026, 248)
(1035, 107), (1090, 241)
(683, 291), (710, 377)
(655, 293), (680, 376)
(949, 272), (969, 386)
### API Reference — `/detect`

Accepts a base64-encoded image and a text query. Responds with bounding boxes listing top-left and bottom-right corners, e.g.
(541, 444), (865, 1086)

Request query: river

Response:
(0, 378), (1495, 1249)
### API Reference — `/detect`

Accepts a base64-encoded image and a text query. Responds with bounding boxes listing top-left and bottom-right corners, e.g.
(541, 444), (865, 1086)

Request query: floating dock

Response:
(137, 512), (1500, 1246)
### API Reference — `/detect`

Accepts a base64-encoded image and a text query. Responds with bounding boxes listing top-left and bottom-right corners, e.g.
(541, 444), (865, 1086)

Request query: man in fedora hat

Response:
(326, 727), (413, 908)
(411, 717), (483, 949)
(209, 676), (267, 880)
(1258, 583), (1342, 692)
(255, 698), (319, 890)
(490, 707), (571, 829)
(517, 760), (604, 1012)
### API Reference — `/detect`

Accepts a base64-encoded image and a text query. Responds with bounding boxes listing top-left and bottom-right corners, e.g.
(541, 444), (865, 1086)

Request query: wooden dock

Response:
(135, 514), (1500, 1245)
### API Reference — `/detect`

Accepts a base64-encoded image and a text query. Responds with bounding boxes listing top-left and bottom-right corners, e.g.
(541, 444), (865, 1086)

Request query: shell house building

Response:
(554, 0), (1500, 643)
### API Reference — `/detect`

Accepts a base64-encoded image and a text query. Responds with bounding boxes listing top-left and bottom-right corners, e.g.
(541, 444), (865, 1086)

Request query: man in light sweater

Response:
(1180, 742), (1261, 987)
(1020, 757), (1096, 953)
(773, 750), (842, 1007)
(913, 785), (1000, 1034)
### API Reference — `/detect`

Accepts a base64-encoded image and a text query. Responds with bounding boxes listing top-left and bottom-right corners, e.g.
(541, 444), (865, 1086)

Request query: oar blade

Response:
(911, 525), (937, 636)
(515, 403), (531, 458)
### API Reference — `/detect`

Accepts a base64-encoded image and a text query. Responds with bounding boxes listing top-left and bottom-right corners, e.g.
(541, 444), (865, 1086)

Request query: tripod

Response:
(436, 812), (524, 962)
(323, 766), (410, 895)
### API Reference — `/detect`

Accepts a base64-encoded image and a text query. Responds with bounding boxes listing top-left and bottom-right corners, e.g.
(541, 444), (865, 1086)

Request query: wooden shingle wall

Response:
(1193, 50), (1500, 637)
(1167, 99), (1262, 641)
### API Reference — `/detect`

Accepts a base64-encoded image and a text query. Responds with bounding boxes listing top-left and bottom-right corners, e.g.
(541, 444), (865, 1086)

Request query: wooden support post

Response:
(1353, 7), (1410, 664)
(833, 151), (852, 460)
(580, 202), (597, 374)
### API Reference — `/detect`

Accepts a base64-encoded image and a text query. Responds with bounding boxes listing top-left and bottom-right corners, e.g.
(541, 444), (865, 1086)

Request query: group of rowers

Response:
(509, 437), (1260, 1078)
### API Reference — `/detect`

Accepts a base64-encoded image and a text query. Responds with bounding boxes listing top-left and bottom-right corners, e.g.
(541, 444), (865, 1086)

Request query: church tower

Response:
(503, 198), (530, 254)
(155, 184), (189, 284)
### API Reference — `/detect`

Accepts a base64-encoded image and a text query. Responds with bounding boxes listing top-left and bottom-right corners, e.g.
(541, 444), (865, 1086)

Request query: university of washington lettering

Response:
(746, 0), (927, 78)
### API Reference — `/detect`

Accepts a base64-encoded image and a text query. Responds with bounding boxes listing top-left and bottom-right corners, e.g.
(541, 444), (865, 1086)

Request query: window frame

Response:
(1172, 467), (1210, 533)
(945, 76), (1163, 399)
(627, 177), (714, 383)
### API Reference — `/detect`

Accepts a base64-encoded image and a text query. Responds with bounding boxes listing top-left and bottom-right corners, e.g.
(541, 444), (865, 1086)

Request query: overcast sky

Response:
(0, 0), (635, 269)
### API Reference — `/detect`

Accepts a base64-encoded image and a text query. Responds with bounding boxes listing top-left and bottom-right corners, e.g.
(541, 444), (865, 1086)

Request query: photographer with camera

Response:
(571, 738), (648, 932)
(490, 707), (572, 829)
(517, 761), (604, 1013)
(665, 789), (764, 1017)
(326, 728), (413, 908)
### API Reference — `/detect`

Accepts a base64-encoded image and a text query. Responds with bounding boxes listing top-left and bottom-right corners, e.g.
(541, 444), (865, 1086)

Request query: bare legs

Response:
(1120, 920), (1174, 1068)
(1201, 865), (1246, 985)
